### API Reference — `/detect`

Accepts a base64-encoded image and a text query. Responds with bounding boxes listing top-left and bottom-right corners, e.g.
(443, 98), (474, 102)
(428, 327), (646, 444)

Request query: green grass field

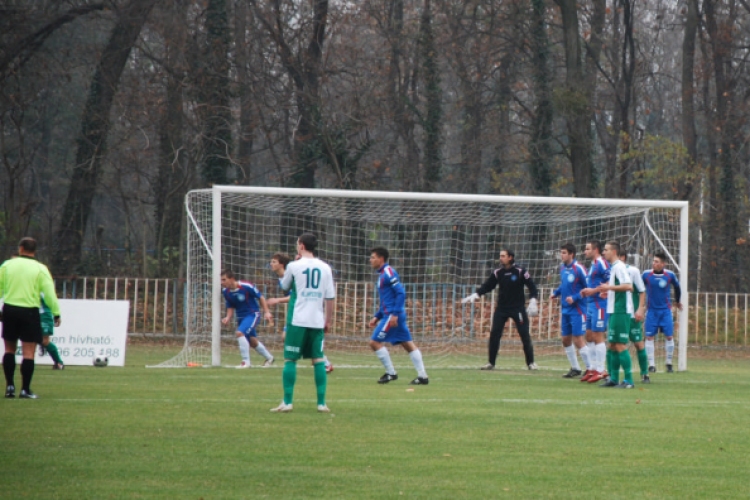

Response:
(1, 345), (748, 499)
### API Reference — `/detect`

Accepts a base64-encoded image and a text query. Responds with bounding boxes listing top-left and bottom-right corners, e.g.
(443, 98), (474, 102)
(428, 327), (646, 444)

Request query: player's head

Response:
(653, 251), (668, 272)
(18, 237), (37, 255)
(585, 240), (602, 259)
(499, 248), (514, 266)
(618, 247), (629, 263)
(559, 243), (575, 264)
(220, 269), (237, 288)
(297, 233), (318, 254)
(270, 253), (291, 273)
(603, 240), (620, 263)
(370, 247), (389, 269)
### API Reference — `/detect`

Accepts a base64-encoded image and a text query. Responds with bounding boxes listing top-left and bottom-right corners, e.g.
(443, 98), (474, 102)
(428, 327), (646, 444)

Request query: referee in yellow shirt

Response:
(1, 237), (61, 399)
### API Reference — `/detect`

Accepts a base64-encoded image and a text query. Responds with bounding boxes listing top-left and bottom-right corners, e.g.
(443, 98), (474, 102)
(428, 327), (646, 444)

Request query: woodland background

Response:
(1, 0), (749, 291)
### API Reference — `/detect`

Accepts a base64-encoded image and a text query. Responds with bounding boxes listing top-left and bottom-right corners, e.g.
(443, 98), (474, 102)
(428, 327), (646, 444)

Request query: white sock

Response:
(409, 349), (427, 378)
(665, 339), (675, 364)
(375, 347), (396, 375)
(579, 344), (591, 370)
(237, 336), (251, 364)
(254, 341), (273, 361)
(646, 339), (655, 366)
(587, 341), (596, 352)
(595, 342), (607, 372)
(565, 345), (580, 370)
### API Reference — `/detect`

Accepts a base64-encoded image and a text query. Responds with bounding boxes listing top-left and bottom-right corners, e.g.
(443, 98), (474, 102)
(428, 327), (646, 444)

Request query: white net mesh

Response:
(152, 188), (685, 370)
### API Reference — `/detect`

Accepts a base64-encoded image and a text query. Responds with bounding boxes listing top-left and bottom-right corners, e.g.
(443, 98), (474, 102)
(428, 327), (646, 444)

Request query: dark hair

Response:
(370, 247), (389, 262)
(500, 248), (515, 263)
(271, 253), (291, 268)
(605, 240), (620, 254)
(18, 237), (37, 253)
(619, 247), (629, 259)
(587, 240), (602, 253)
(298, 233), (318, 252)
(560, 243), (576, 255)
(221, 269), (235, 279)
(654, 251), (668, 262)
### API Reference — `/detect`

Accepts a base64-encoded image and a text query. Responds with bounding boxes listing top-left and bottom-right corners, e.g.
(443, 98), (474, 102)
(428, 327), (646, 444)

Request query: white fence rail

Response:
(54, 277), (750, 346)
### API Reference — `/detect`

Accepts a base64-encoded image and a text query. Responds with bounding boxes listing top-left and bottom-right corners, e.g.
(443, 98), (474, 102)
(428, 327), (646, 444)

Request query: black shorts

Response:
(1, 304), (42, 344)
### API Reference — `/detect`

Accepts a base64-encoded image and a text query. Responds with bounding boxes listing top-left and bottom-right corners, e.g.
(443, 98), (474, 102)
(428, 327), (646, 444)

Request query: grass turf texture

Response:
(1, 345), (748, 499)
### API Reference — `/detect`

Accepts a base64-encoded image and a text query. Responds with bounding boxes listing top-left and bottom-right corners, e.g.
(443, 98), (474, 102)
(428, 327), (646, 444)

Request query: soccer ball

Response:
(93, 357), (109, 367)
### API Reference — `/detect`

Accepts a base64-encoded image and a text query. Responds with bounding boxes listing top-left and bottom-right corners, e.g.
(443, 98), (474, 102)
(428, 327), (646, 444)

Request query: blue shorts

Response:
(561, 311), (587, 337)
(586, 304), (608, 332)
(237, 313), (260, 338)
(371, 313), (412, 344)
(645, 309), (674, 337)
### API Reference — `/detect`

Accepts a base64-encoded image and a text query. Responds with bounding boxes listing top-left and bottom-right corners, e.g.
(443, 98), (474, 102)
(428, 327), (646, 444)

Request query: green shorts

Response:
(607, 313), (631, 344)
(284, 324), (324, 361)
(629, 319), (643, 343)
(40, 312), (55, 337)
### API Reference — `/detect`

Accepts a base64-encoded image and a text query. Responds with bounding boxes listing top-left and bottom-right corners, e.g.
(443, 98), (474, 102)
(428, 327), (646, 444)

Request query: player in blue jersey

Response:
(642, 251), (682, 373)
(367, 247), (428, 385)
(580, 240), (610, 383)
(550, 243), (591, 378)
(268, 253), (333, 373)
(220, 270), (275, 368)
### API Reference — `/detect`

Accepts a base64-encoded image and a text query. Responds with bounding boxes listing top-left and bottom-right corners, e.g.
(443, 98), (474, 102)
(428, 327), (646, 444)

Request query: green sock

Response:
(313, 361), (327, 406)
(282, 361), (297, 405)
(606, 349), (613, 377)
(610, 350), (620, 383)
(46, 342), (63, 365)
(619, 350), (633, 384)
(637, 348), (648, 376)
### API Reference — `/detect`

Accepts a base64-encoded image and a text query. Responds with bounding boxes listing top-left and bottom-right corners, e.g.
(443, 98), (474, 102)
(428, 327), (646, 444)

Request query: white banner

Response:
(1, 299), (129, 366)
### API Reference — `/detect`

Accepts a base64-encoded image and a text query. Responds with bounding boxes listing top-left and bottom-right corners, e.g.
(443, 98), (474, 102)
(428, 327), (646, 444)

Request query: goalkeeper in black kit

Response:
(463, 248), (539, 370)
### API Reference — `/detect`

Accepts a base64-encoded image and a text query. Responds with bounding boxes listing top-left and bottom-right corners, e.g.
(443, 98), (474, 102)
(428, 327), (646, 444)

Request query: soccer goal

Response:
(152, 186), (689, 371)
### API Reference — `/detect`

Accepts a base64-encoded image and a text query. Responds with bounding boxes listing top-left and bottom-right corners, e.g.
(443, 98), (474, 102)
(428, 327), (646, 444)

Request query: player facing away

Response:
(268, 253), (333, 373)
(271, 233), (336, 413)
(462, 248), (539, 370)
(596, 241), (635, 388)
(220, 270), (274, 368)
(642, 251), (683, 373)
(580, 240), (609, 383)
(367, 247), (429, 385)
(619, 249), (649, 383)
(39, 293), (65, 370)
(550, 243), (591, 378)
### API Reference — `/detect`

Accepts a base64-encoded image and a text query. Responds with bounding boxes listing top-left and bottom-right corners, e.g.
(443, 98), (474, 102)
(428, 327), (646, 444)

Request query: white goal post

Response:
(154, 186), (689, 370)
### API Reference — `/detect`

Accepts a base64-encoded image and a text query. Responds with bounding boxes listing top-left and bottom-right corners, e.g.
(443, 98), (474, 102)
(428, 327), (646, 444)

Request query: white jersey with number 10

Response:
(281, 257), (336, 329)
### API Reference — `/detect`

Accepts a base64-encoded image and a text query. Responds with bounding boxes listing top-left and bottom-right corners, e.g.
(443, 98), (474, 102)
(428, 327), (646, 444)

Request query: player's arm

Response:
(39, 265), (62, 325)
(634, 271), (646, 321)
(550, 283), (561, 300)
(323, 269), (336, 332)
(259, 296), (274, 326)
(221, 292), (234, 326)
(280, 266), (293, 291)
(325, 298), (335, 332)
(671, 273), (683, 310)
(267, 296), (290, 306)
(465, 271), (497, 303)
(521, 269), (539, 316)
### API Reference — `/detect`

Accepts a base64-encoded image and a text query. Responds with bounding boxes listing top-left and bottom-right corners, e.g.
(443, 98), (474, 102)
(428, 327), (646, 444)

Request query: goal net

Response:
(152, 187), (689, 371)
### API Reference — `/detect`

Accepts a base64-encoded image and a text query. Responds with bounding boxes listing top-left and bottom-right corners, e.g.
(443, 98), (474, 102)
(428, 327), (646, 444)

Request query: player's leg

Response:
(561, 316), (581, 377)
(41, 335), (64, 369)
(3, 338), (18, 397)
(644, 311), (658, 372)
(511, 310), (536, 369)
(271, 325), (304, 412)
(608, 314), (633, 387)
(485, 310), (509, 370)
(20, 340), (38, 398)
(400, 337), (428, 384)
(235, 316), (254, 367)
(630, 320), (649, 382)
(371, 317), (398, 382)
(246, 323), (274, 366)
(316, 339), (333, 373)
(572, 314), (591, 376)
(306, 328), (329, 411)
(663, 311), (675, 372)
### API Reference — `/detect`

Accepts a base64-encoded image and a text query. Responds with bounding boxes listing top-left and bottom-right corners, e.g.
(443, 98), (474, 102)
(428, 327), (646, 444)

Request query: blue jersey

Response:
(277, 277), (291, 297)
(552, 260), (588, 314)
(223, 281), (263, 319)
(374, 264), (406, 320)
(586, 257), (610, 308)
(642, 269), (681, 310)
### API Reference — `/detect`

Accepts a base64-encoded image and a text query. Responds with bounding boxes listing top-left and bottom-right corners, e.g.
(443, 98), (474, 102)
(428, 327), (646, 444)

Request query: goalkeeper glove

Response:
(527, 298), (539, 317)
(461, 293), (480, 304)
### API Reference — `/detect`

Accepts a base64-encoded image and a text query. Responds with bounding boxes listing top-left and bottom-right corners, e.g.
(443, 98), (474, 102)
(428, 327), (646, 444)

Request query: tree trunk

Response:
(419, 0), (441, 192)
(52, 0), (155, 275)
(680, 0), (699, 200)
(529, 0), (553, 196)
